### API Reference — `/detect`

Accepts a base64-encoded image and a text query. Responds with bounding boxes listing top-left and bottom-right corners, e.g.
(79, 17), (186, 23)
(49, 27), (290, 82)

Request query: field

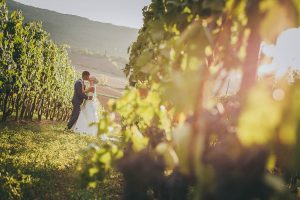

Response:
(0, 121), (121, 200)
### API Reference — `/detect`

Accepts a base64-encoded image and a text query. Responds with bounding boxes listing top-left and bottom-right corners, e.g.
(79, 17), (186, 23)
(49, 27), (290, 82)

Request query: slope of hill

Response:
(6, 0), (130, 104)
(69, 51), (125, 78)
(69, 51), (127, 104)
(7, 0), (138, 58)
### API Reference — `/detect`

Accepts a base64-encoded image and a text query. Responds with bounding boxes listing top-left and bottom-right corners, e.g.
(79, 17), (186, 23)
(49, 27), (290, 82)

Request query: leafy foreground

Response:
(86, 0), (300, 199)
(0, 121), (122, 200)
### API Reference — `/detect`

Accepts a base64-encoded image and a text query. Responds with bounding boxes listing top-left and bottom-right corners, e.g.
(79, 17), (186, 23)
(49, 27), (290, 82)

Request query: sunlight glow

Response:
(259, 27), (300, 79)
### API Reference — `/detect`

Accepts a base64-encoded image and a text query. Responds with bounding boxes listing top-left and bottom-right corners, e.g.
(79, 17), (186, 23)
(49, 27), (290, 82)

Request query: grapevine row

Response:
(0, 0), (76, 122)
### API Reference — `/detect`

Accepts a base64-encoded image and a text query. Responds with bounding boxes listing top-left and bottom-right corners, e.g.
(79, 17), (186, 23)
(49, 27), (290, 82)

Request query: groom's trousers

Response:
(67, 103), (81, 129)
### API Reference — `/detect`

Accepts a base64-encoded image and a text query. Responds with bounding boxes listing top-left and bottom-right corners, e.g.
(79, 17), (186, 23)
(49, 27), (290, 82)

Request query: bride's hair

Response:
(89, 76), (99, 84)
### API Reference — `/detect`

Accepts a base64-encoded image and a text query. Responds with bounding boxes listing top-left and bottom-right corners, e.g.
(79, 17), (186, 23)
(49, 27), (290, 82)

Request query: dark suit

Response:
(67, 79), (88, 129)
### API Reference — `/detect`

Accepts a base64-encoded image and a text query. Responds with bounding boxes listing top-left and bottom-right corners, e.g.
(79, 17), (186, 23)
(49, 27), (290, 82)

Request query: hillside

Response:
(69, 51), (125, 78)
(7, 0), (138, 58)
(69, 51), (127, 107)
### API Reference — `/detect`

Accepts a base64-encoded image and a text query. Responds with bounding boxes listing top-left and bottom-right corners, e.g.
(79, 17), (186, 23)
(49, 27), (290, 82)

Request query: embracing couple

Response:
(66, 71), (100, 136)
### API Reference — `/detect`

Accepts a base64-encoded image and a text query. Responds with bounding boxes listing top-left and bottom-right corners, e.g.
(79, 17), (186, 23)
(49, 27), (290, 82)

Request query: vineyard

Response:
(0, 0), (75, 122)
(1, 0), (300, 200)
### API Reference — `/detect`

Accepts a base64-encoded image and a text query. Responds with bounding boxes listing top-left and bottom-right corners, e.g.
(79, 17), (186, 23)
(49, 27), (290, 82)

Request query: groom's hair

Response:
(82, 71), (90, 78)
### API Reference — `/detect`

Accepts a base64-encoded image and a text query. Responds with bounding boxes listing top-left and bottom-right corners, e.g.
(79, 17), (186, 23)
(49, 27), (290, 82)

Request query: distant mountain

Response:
(7, 0), (138, 58)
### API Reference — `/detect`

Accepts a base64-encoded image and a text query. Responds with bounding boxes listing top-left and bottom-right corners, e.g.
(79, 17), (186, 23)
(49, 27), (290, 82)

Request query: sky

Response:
(259, 28), (300, 79)
(14, 0), (151, 28)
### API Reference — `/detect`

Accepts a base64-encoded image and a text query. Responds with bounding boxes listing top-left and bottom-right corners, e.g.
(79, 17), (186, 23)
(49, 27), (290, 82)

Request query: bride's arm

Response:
(90, 86), (95, 93)
(82, 81), (95, 93)
(82, 86), (95, 94)
(82, 87), (91, 93)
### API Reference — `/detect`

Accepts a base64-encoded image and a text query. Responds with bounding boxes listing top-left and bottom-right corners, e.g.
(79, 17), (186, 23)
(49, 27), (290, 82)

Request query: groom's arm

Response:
(75, 81), (88, 100)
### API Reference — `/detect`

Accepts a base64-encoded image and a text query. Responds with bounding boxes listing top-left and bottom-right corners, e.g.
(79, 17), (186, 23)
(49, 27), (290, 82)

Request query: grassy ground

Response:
(0, 121), (122, 200)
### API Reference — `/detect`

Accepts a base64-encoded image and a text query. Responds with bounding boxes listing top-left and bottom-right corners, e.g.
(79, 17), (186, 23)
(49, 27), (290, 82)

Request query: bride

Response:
(72, 76), (100, 136)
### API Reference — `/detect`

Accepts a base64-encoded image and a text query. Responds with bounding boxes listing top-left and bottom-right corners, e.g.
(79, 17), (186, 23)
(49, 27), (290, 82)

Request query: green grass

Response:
(0, 121), (122, 200)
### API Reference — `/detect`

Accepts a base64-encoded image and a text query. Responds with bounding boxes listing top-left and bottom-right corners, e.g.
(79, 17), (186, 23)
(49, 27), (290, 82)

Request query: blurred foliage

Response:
(80, 0), (300, 199)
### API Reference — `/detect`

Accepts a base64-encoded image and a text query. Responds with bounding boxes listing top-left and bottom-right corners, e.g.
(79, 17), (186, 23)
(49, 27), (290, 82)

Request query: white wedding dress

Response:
(72, 80), (100, 136)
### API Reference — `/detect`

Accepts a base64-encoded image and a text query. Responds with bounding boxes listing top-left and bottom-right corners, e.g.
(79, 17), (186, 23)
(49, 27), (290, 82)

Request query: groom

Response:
(67, 71), (93, 129)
